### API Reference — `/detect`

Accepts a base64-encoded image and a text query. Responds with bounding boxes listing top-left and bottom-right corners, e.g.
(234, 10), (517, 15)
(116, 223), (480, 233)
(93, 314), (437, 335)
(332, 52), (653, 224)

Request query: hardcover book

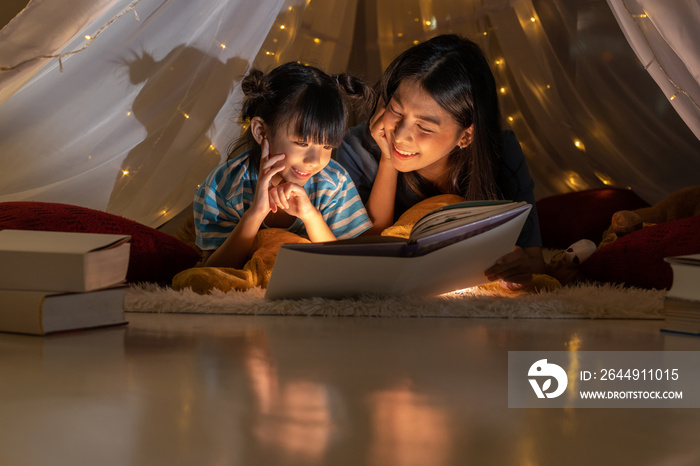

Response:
(265, 201), (531, 299)
(0, 229), (130, 292)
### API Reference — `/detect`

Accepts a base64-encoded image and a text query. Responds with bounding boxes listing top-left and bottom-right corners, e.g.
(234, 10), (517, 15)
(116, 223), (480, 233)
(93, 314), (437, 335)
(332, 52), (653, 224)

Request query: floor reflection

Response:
(368, 384), (451, 466)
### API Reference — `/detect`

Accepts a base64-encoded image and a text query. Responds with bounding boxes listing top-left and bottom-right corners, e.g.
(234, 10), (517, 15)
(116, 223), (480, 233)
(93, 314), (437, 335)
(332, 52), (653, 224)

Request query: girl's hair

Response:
(230, 62), (375, 171)
(378, 34), (503, 201)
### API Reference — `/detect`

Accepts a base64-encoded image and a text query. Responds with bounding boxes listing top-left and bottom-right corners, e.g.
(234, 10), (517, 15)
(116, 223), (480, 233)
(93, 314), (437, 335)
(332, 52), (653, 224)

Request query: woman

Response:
(336, 34), (545, 289)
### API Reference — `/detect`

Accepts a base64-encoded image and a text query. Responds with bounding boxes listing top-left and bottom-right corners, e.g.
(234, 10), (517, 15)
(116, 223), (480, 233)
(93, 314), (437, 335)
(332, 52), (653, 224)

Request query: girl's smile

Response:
(266, 122), (333, 186)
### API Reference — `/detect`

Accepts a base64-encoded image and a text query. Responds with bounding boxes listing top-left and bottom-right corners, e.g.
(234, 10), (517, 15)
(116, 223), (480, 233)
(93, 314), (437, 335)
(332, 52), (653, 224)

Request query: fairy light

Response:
(507, 116), (514, 122)
(413, 40), (419, 45)
(621, 5), (699, 111)
(209, 144), (216, 151)
(595, 171), (614, 186)
(574, 139), (585, 150)
(220, 43), (226, 49)
(398, 32), (403, 38)
(530, 16), (536, 22)
(122, 169), (130, 176)
(499, 87), (507, 94)
(280, 25), (285, 29)
(425, 20), (431, 26)
(494, 59), (504, 66)
(313, 38), (321, 44)
(1, 0), (143, 72)
(483, 31), (488, 36)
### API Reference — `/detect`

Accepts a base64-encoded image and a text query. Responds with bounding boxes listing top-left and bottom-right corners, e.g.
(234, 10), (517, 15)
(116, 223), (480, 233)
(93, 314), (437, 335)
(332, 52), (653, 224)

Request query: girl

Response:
(195, 62), (375, 268)
(336, 35), (546, 289)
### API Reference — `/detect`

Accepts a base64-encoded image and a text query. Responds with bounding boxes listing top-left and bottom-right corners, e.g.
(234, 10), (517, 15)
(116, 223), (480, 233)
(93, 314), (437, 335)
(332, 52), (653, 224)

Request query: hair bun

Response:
(241, 69), (268, 99)
(241, 68), (271, 120)
(333, 73), (377, 123)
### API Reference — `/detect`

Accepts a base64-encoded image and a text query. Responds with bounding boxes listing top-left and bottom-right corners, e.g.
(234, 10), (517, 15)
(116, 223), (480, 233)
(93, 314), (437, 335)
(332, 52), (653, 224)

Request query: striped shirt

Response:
(194, 151), (372, 250)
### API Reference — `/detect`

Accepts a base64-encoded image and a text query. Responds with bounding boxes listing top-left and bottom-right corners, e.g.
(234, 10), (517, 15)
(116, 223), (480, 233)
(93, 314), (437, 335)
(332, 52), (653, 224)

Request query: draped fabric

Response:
(0, 0), (357, 227)
(372, 0), (700, 203)
(1, 0), (698, 228)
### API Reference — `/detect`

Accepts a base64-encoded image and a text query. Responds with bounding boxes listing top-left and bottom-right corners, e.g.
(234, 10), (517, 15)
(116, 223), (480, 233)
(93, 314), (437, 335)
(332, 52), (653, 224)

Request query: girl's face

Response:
(267, 122), (333, 186)
(382, 79), (469, 183)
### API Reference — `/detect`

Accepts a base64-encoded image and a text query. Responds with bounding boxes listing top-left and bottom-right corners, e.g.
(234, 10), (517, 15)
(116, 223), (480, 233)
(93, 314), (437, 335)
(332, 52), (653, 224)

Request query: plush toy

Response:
(545, 238), (597, 285)
(601, 185), (700, 247)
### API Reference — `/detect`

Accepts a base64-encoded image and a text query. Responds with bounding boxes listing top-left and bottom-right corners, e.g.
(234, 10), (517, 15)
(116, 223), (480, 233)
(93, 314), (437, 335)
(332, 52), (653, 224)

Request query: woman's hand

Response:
(251, 138), (285, 216)
(484, 246), (546, 290)
(369, 98), (391, 159)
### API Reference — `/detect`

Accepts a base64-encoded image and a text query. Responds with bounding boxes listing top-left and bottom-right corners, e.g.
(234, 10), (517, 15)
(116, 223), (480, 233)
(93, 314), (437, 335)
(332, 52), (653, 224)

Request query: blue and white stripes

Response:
(194, 152), (372, 250)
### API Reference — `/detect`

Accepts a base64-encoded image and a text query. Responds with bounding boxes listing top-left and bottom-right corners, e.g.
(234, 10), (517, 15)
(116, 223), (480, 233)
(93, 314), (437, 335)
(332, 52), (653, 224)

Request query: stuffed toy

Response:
(600, 185), (700, 247)
(545, 239), (597, 285)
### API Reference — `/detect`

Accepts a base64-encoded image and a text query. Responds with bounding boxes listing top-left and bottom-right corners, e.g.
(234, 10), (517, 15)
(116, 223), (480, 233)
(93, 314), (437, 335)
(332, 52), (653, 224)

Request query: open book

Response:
(265, 201), (532, 299)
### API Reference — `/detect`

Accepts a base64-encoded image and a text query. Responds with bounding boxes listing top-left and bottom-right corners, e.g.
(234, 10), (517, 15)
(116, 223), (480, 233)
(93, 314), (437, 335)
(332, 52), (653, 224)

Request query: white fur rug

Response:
(124, 283), (666, 319)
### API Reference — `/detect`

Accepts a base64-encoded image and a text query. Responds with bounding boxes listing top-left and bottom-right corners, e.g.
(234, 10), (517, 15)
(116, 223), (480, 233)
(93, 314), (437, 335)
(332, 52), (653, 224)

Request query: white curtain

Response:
(0, 0), (357, 227)
(1, 0), (698, 228)
(373, 0), (700, 204)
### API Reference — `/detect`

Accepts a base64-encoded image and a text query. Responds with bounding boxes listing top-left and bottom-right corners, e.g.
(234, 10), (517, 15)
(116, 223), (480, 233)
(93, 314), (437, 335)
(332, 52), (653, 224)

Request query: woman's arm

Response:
(363, 100), (399, 234)
(364, 157), (398, 234)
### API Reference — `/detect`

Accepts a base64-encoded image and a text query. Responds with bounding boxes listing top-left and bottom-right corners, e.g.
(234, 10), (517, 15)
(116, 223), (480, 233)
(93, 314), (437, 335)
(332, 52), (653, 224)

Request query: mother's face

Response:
(382, 80), (470, 182)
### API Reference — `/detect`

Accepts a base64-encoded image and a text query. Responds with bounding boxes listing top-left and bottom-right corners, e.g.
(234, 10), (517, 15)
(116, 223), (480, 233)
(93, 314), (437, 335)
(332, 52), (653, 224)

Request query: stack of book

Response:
(0, 229), (131, 336)
(661, 253), (700, 336)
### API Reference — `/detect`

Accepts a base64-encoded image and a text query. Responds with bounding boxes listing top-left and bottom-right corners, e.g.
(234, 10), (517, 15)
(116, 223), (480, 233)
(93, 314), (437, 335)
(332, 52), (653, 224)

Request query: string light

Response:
(507, 116), (514, 122)
(499, 87), (507, 94)
(494, 59), (504, 66)
(574, 139), (585, 150)
(280, 25), (285, 29)
(594, 171), (614, 186)
(0, 0), (142, 72)
(122, 169), (130, 176)
(313, 38), (321, 44)
(621, 3), (699, 111)
(219, 43), (226, 49)
(530, 16), (537, 22)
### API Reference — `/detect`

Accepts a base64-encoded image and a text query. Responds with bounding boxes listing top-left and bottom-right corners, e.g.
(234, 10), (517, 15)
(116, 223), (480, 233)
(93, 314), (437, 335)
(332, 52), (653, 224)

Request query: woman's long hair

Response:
(229, 62), (375, 173)
(379, 34), (503, 201)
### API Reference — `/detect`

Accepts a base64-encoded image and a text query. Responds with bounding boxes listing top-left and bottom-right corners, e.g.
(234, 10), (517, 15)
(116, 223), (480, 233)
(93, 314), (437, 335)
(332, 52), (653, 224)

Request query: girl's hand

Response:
(369, 98), (391, 160)
(268, 182), (316, 221)
(252, 138), (285, 215)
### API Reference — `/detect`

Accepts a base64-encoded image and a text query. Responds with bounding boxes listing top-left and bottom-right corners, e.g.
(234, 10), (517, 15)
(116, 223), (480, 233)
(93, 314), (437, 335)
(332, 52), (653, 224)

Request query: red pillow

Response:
(580, 216), (700, 289)
(0, 202), (200, 284)
(536, 188), (649, 249)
